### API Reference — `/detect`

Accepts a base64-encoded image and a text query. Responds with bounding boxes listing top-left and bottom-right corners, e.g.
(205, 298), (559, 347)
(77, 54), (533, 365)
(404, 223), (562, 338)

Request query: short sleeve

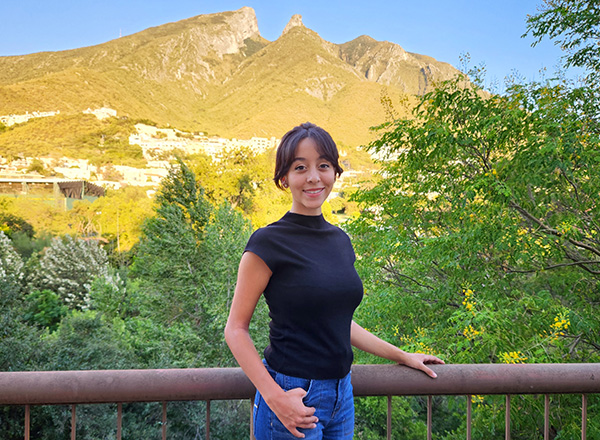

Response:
(244, 227), (278, 272)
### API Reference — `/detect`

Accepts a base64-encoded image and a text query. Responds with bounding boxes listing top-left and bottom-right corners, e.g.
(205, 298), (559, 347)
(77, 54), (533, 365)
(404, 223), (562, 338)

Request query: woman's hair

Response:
(273, 122), (344, 189)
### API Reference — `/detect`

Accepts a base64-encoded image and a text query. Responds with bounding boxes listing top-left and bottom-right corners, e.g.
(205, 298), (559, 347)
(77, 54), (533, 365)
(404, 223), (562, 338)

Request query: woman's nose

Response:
(307, 169), (320, 183)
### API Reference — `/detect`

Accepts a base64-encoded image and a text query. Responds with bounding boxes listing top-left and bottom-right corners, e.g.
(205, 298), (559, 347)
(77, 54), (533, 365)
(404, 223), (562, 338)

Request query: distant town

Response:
(0, 107), (279, 190)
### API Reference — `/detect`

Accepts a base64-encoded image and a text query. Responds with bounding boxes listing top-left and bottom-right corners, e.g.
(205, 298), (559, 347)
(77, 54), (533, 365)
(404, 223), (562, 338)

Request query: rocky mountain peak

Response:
(0, 7), (463, 146)
(221, 7), (261, 43)
(282, 14), (305, 36)
(187, 7), (260, 58)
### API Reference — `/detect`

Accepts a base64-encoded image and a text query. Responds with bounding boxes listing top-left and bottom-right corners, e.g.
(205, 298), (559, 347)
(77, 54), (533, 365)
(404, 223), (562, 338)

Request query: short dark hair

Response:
(273, 122), (344, 189)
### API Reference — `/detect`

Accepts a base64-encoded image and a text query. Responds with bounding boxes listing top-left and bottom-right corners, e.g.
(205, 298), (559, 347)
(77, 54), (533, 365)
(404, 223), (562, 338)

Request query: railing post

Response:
(117, 403), (122, 440)
(71, 405), (76, 440)
(582, 394), (587, 440)
(427, 395), (432, 440)
(466, 396), (472, 440)
(505, 395), (510, 440)
(161, 402), (167, 440)
(386, 395), (392, 440)
(544, 394), (550, 440)
(24, 405), (30, 440)
(206, 400), (211, 440)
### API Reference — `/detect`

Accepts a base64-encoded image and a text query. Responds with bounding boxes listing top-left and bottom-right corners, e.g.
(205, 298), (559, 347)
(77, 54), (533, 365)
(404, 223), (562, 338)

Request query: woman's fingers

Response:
(275, 387), (318, 438)
(405, 353), (445, 378)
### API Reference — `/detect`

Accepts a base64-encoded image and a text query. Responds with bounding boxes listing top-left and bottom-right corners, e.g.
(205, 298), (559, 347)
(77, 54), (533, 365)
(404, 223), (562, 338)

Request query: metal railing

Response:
(0, 363), (598, 439)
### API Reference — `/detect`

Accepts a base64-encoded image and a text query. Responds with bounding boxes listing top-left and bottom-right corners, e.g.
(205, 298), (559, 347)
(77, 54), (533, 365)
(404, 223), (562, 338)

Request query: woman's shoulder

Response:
(250, 218), (287, 238)
(246, 219), (290, 248)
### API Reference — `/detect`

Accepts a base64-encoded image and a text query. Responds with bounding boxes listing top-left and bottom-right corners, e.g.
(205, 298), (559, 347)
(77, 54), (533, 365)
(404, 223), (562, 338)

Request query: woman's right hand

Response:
(269, 387), (318, 438)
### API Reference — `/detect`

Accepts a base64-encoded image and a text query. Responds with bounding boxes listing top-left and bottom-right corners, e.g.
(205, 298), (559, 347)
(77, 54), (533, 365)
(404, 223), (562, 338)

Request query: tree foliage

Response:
(347, 6), (600, 436)
(22, 290), (68, 331)
(132, 158), (212, 323)
(190, 147), (291, 227)
(28, 235), (110, 310)
(69, 185), (155, 253)
(525, 0), (600, 76)
(0, 231), (24, 292)
(131, 158), (260, 366)
(0, 213), (35, 239)
(348, 53), (600, 440)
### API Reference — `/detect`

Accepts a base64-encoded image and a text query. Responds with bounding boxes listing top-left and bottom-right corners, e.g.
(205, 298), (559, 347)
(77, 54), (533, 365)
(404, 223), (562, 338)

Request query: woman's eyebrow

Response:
(292, 155), (329, 162)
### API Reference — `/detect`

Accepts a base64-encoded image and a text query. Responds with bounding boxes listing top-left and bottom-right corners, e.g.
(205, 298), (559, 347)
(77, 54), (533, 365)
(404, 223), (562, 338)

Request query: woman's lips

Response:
(304, 188), (324, 196)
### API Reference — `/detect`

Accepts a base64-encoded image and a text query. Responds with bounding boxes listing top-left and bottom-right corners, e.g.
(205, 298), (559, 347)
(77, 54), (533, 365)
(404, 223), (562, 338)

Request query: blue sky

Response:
(1, 1), (571, 90)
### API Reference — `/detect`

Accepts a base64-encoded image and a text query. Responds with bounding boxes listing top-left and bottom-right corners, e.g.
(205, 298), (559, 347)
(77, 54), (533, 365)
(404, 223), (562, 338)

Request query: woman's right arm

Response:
(224, 251), (318, 438)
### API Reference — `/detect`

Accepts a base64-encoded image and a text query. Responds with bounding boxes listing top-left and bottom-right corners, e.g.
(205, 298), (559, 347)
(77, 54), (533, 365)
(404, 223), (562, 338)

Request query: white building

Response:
(0, 110), (60, 126)
(83, 107), (117, 120)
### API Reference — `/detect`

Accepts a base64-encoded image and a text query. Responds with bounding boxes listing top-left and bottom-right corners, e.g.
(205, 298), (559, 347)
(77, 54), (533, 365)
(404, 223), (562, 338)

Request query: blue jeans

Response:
(253, 361), (354, 439)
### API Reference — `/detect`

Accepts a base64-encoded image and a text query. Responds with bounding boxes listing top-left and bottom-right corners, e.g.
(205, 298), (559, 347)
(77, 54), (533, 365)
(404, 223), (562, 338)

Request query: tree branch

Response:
(502, 259), (600, 274)
(509, 201), (600, 257)
(562, 333), (600, 352)
(382, 263), (435, 290)
(558, 167), (581, 204)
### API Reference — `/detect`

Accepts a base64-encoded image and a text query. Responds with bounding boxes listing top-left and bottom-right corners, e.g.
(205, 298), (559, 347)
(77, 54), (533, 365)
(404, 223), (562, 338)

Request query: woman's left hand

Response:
(401, 353), (445, 379)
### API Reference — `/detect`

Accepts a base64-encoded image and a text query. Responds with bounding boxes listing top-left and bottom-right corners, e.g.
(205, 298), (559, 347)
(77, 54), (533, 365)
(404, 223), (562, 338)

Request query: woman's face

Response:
(284, 137), (336, 216)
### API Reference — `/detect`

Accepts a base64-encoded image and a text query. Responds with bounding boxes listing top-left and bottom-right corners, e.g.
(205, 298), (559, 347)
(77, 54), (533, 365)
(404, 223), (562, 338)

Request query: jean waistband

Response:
(263, 359), (351, 384)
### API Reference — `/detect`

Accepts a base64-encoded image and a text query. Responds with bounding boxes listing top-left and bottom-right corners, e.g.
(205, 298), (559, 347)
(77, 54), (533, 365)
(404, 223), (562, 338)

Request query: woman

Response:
(225, 122), (444, 439)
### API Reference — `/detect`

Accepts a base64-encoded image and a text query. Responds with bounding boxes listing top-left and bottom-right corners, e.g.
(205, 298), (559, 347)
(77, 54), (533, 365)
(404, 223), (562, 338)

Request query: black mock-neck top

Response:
(245, 211), (363, 379)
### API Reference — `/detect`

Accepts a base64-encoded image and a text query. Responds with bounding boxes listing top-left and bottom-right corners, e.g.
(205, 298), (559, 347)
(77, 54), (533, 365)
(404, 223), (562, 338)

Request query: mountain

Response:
(0, 7), (461, 147)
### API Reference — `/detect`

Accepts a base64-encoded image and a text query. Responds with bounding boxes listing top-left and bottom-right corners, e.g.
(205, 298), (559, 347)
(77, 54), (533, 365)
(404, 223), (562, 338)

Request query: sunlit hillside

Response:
(0, 7), (461, 148)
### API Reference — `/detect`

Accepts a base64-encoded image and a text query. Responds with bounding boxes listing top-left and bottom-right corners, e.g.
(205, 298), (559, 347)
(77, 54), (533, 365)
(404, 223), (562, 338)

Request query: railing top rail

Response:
(0, 363), (598, 406)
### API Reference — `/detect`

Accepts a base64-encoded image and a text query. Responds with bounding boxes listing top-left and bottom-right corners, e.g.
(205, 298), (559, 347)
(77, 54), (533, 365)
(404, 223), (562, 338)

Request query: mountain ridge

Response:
(0, 7), (461, 146)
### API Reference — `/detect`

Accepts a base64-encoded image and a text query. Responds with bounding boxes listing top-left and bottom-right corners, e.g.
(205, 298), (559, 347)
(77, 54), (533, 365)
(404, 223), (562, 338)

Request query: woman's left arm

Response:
(350, 321), (444, 378)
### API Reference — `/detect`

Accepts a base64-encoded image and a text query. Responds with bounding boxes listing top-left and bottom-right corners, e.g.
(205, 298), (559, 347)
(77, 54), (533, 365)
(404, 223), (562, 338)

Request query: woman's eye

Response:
(319, 163), (331, 169)
(295, 165), (306, 171)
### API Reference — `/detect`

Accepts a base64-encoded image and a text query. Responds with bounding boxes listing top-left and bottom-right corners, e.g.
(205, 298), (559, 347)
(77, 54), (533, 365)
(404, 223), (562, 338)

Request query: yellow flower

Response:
(470, 395), (484, 404)
(550, 312), (571, 334)
(500, 351), (528, 364)
(463, 325), (481, 340)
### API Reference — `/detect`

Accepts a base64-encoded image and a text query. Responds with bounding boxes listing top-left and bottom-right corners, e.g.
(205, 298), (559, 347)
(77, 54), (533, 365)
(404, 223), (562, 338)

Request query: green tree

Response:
(347, 3), (600, 434)
(128, 158), (257, 438)
(347, 69), (600, 439)
(525, 0), (600, 76)
(131, 158), (258, 364)
(22, 290), (68, 332)
(132, 158), (212, 323)
(0, 231), (23, 276)
(0, 230), (45, 387)
(26, 158), (48, 176)
(28, 235), (110, 310)
(0, 213), (35, 239)
(0, 195), (72, 237)
(42, 311), (135, 370)
(88, 268), (130, 319)
(191, 147), (276, 221)
(68, 185), (155, 255)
